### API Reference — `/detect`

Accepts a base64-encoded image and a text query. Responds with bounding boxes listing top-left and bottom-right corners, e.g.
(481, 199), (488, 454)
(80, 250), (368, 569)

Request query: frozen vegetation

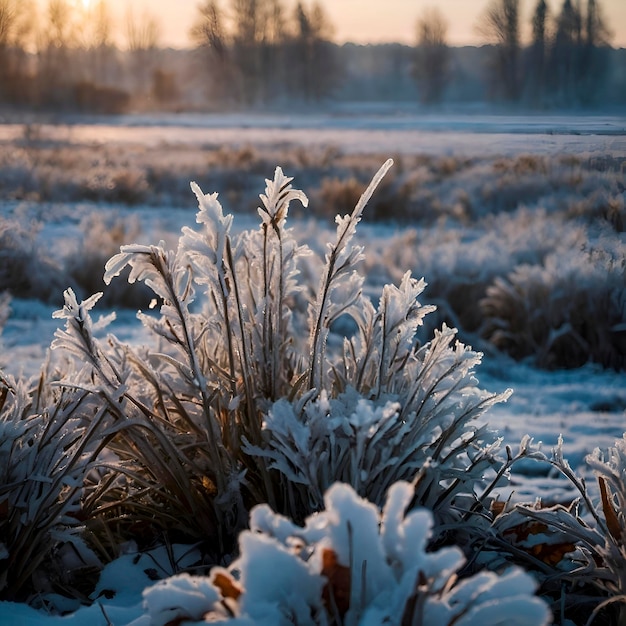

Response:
(0, 116), (626, 625)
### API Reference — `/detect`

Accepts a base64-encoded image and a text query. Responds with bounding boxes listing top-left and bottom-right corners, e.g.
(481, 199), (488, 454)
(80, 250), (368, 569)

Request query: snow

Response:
(0, 545), (200, 626)
(0, 112), (624, 624)
(0, 110), (624, 156)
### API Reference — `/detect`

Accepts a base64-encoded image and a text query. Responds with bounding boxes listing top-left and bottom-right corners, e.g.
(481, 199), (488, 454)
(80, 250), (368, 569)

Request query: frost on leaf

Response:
(36, 161), (528, 615)
(258, 166), (308, 228)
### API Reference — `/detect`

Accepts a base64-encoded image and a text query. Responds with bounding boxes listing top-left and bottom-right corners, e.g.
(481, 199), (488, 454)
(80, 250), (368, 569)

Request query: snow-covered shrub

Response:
(243, 319), (509, 522)
(316, 170), (411, 221)
(368, 208), (589, 349)
(0, 368), (103, 602)
(583, 436), (626, 624)
(65, 213), (153, 309)
(568, 189), (625, 233)
(468, 435), (626, 625)
(47, 161), (510, 557)
(0, 216), (66, 302)
(140, 481), (551, 626)
(480, 244), (626, 369)
(316, 176), (364, 218)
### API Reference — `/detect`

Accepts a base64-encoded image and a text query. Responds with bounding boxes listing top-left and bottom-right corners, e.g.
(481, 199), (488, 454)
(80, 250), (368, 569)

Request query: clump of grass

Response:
(480, 245), (626, 370)
(42, 161), (511, 563)
(0, 217), (66, 303)
(0, 365), (105, 603)
(473, 435), (626, 625)
(3, 162), (626, 624)
(65, 213), (153, 309)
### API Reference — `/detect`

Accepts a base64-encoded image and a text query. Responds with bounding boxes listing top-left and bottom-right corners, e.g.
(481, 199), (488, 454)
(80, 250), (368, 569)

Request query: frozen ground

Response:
(1, 111), (625, 157)
(0, 113), (625, 624)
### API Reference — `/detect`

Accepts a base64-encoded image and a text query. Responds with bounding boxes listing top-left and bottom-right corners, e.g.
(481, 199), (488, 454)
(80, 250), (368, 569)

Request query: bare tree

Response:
(287, 2), (338, 101)
(266, 0), (288, 43)
(525, 0), (550, 105)
(81, 0), (118, 85)
(260, 0), (288, 98)
(478, 0), (521, 102)
(221, 0), (298, 103)
(190, 0), (337, 105)
(191, 0), (228, 60)
(413, 7), (450, 104)
(191, 0), (280, 104)
(550, 0), (581, 102)
(37, 0), (79, 106)
(0, 0), (36, 102)
(125, 7), (162, 95)
(190, 0), (235, 101)
(126, 8), (161, 53)
(547, 0), (613, 105)
(0, 0), (13, 45)
(578, 0), (612, 103)
(91, 0), (114, 49)
(585, 0), (611, 47)
(40, 0), (76, 50)
(230, 0), (274, 103)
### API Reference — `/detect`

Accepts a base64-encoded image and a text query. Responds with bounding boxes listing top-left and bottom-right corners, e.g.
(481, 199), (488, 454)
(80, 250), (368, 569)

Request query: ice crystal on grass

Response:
(0, 369), (103, 602)
(5, 159), (626, 622)
(481, 245), (626, 369)
(40, 161), (516, 558)
(140, 482), (551, 626)
(466, 435), (626, 625)
(0, 161), (534, 611)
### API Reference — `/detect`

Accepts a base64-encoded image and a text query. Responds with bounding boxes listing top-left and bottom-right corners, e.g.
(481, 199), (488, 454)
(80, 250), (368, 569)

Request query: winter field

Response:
(1, 111), (625, 625)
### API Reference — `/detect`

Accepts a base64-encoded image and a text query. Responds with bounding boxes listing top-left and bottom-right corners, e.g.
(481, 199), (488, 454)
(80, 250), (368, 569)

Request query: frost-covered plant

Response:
(244, 321), (509, 523)
(373, 208), (588, 345)
(0, 368), (103, 601)
(140, 481), (551, 626)
(585, 435), (626, 623)
(48, 161), (510, 560)
(473, 435), (626, 625)
(0, 292), (9, 369)
(65, 213), (152, 309)
(480, 245), (626, 369)
(0, 216), (66, 303)
(49, 288), (240, 553)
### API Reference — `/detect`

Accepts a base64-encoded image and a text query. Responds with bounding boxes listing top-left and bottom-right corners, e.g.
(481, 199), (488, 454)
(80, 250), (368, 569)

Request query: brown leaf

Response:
(529, 541), (577, 566)
(490, 500), (506, 517)
(201, 476), (218, 497)
(321, 548), (351, 618)
(503, 520), (576, 566)
(598, 476), (623, 544)
(213, 572), (242, 601)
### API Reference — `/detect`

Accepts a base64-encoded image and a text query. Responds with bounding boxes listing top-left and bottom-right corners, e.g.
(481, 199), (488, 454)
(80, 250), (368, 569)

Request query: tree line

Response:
(0, 0), (166, 111)
(190, 0), (339, 104)
(0, 0), (618, 113)
(0, 0), (339, 111)
(415, 0), (614, 107)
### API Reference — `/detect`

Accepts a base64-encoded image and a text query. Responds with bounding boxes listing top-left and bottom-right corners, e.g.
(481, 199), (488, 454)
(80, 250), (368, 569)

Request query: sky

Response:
(75, 0), (626, 48)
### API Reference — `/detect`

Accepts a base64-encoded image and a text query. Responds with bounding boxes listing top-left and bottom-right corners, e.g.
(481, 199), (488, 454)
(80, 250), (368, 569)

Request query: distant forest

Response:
(0, 0), (624, 113)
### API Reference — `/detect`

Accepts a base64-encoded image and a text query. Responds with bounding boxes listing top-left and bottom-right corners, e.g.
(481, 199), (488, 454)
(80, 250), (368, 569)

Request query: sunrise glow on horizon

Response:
(47, 0), (626, 48)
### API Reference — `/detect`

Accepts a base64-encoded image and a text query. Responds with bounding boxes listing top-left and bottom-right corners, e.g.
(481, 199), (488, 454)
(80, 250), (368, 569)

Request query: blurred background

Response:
(0, 0), (624, 375)
(0, 0), (624, 113)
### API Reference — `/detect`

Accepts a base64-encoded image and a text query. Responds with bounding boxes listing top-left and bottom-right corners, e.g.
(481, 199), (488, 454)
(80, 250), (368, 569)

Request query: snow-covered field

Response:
(1, 112), (625, 625)
(1, 110), (625, 156)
